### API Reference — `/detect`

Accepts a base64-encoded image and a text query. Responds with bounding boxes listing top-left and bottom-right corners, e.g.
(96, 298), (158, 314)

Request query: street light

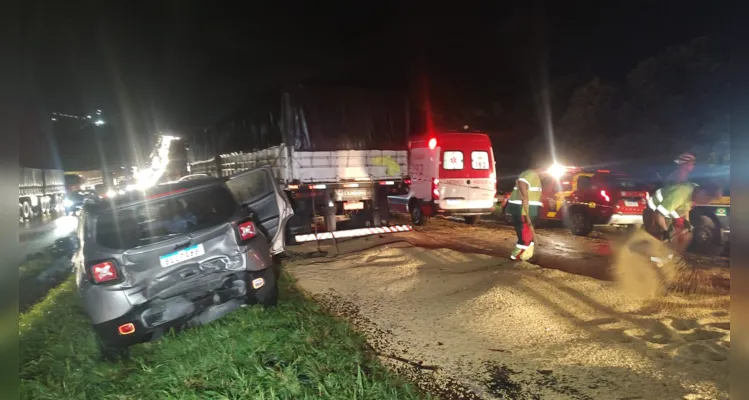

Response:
(94, 119), (105, 126)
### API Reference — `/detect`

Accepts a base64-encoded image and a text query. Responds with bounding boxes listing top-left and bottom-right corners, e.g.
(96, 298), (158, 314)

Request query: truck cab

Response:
(388, 132), (497, 225)
(536, 166), (649, 236)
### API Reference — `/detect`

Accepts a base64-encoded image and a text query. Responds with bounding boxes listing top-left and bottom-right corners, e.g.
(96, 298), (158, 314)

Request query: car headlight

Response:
(106, 190), (116, 198)
(62, 198), (73, 208)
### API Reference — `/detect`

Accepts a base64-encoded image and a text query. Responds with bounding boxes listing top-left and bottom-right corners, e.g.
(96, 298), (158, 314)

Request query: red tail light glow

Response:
(432, 177), (440, 200)
(238, 220), (256, 241)
(404, 178), (412, 185)
(91, 261), (119, 284)
(428, 138), (437, 150)
(118, 323), (135, 335)
(600, 190), (610, 202)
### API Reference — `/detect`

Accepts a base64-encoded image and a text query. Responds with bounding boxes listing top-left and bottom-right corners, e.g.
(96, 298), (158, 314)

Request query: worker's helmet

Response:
(674, 152), (696, 165)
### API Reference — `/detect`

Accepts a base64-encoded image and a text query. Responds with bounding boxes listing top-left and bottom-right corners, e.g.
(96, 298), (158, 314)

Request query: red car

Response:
(500, 167), (649, 236)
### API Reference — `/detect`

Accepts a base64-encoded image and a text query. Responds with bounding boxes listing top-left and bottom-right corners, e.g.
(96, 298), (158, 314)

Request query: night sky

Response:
(22, 1), (728, 170)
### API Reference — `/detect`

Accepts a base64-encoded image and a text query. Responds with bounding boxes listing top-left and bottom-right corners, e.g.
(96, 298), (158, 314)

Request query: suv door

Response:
(225, 167), (294, 255)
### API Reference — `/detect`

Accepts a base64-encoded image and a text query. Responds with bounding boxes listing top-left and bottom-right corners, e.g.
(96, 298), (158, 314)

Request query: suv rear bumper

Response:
(435, 206), (495, 217)
(92, 275), (247, 348)
(607, 213), (643, 226)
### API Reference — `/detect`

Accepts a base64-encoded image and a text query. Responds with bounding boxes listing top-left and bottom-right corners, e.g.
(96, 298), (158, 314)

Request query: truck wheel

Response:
(324, 212), (337, 232)
(568, 209), (592, 236)
(372, 209), (383, 227)
(691, 215), (720, 255)
(464, 215), (480, 225)
(21, 201), (32, 220)
(410, 199), (427, 226)
(373, 188), (389, 225)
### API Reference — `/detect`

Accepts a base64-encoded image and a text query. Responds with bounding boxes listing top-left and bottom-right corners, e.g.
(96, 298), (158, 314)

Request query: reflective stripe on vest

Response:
(508, 199), (543, 206)
(513, 186), (542, 191)
(648, 194), (681, 218)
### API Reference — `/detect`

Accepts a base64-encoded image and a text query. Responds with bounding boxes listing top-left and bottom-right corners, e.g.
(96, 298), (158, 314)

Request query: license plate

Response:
(625, 200), (638, 207)
(335, 189), (367, 199)
(159, 243), (205, 268)
(343, 201), (364, 210)
(446, 199), (463, 205)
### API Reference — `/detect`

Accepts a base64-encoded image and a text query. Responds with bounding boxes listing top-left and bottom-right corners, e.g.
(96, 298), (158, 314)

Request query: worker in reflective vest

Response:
(655, 152), (697, 256)
(506, 169), (543, 261)
(643, 181), (721, 265)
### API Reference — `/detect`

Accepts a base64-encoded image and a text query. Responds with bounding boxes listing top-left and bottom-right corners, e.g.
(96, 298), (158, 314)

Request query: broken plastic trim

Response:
(294, 225), (413, 243)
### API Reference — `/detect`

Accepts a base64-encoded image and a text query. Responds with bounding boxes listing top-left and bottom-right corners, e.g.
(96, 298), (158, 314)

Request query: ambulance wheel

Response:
(464, 215), (480, 225)
(410, 200), (427, 226)
(568, 209), (592, 236)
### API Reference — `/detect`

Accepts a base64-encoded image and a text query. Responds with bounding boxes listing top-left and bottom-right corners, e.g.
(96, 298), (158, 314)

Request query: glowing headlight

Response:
(547, 163), (567, 180)
(106, 190), (116, 198)
(118, 189), (126, 195)
(62, 198), (73, 208)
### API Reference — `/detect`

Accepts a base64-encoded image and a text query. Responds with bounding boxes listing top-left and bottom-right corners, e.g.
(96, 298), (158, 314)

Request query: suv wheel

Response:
(568, 209), (593, 236)
(246, 267), (279, 308)
(691, 215), (720, 255)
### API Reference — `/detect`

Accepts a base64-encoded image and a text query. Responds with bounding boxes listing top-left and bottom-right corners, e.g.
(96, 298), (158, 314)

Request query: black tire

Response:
(568, 209), (593, 236)
(691, 215), (720, 255)
(95, 334), (130, 362)
(22, 201), (31, 220)
(409, 199), (427, 226)
(373, 188), (390, 225)
(246, 267), (279, 308)
(464, 215), (480, 225)
(324, 212), (337, 232)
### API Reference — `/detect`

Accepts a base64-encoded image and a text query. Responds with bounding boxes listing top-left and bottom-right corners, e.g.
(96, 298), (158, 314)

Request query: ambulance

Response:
(388, 132), (497, 225)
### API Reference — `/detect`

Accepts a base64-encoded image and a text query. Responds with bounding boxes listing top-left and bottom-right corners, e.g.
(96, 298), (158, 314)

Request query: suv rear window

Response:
(443, 151), (464, 170)
(604, 176), (642, 190)
(95, 185), (238, 250)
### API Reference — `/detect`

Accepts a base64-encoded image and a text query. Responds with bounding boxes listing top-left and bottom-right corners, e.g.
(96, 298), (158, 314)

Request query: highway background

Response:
(18, 215), (77, 261)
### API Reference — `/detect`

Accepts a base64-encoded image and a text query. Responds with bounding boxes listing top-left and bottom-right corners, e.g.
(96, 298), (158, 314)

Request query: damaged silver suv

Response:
(74, 167), (292, 359)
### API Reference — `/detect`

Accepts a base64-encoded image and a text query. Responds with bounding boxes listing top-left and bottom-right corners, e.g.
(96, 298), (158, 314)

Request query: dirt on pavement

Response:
(404, 216), (730, 293)
(285, 231), (729, 400)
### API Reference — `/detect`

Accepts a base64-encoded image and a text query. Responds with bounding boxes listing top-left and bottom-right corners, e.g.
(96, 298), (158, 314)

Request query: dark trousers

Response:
(507, 203), (539, 246)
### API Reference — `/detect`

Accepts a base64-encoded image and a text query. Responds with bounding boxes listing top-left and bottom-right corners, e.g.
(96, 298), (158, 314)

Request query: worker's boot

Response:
(650, 253), (674, 268)
(511, 242), (534, 261)
(521, 242), (535, 261)
(510, 247), (523, 260)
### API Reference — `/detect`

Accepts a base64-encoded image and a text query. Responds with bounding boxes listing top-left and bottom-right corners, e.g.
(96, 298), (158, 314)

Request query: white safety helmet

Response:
(674, 152), (696, 165)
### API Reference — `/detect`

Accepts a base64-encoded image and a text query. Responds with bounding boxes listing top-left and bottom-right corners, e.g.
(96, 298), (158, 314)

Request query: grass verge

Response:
(20, 273), (431, 400)
(18, 251), (56, 281)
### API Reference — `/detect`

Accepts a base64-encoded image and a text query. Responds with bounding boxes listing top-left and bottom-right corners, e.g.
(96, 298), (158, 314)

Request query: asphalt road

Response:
(18, 214), (78, 261)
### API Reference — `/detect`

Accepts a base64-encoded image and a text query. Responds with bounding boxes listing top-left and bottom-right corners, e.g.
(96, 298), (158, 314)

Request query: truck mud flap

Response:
(293, 225), (412, 243)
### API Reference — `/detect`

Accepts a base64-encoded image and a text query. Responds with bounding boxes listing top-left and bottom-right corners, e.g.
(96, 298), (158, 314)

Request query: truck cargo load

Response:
(190, 85), (413, 238)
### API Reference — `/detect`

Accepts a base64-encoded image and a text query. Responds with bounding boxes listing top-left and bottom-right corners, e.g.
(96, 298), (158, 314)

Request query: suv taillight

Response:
(237, 220), (256, 241)
(432, 178), (440, 200)
(89, 260), (119, 284)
